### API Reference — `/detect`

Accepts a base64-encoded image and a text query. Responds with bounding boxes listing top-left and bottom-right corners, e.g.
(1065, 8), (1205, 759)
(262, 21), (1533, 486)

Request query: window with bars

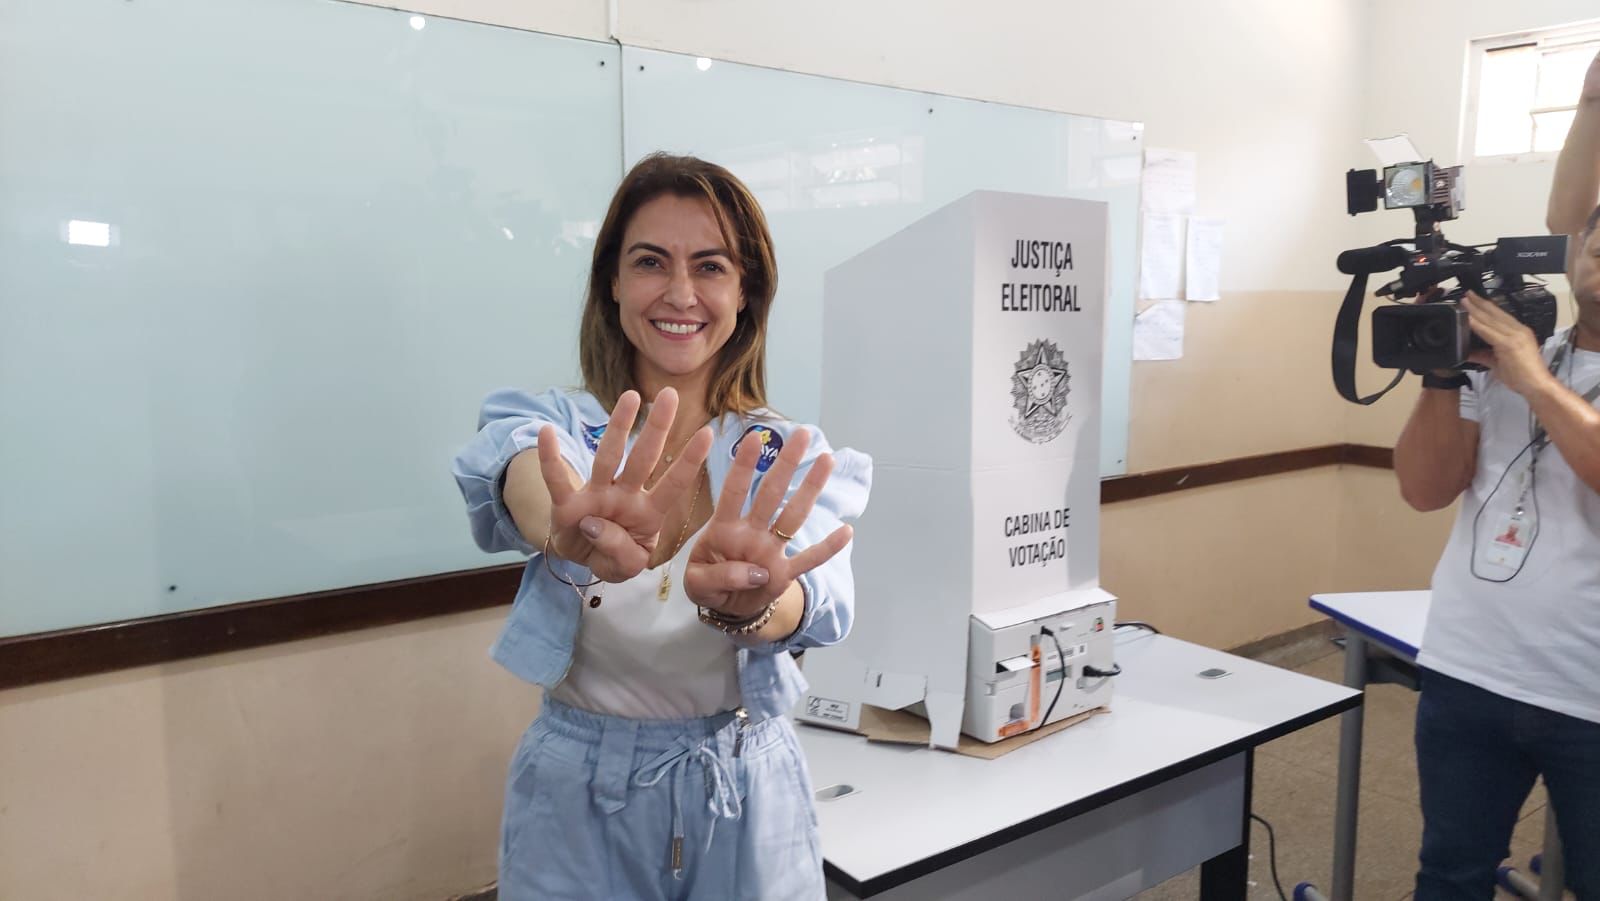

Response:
(1466, 23), (1600, 161)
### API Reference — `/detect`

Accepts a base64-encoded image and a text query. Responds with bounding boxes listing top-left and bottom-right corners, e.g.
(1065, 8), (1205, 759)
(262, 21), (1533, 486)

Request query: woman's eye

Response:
(635, 256), (661, 269)
(699, 261), (726, 274)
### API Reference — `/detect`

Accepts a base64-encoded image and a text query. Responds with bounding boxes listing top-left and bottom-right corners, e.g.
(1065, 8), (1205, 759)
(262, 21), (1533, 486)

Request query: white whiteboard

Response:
(0, 1), (1140, 638)
(0, 0), (620, 636)
(620, 47), (1141, 476)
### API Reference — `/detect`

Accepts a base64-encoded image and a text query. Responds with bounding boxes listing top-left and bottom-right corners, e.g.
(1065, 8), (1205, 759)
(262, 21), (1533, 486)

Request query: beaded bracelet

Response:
(697, 596), (781, 636)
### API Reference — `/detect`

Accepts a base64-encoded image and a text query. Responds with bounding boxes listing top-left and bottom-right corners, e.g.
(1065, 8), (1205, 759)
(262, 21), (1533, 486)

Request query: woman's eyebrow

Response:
(625, 242), (732, 260)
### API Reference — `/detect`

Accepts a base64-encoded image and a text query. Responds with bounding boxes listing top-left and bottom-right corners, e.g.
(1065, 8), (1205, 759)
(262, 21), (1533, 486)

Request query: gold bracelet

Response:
(541, 535), (602, 589)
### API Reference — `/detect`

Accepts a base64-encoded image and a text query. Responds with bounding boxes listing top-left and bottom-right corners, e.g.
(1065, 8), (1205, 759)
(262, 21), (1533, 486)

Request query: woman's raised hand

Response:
(683, 428), (854, 620)
(540, 387), (712, 583)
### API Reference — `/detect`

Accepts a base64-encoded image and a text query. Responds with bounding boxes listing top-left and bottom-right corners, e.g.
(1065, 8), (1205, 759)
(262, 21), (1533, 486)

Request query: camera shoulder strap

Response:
(1332, 273), (1406, 405)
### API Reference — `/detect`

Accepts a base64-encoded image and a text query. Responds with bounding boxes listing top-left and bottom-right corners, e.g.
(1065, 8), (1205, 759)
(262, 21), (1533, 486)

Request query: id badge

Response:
(1483, 512), (1533, 570)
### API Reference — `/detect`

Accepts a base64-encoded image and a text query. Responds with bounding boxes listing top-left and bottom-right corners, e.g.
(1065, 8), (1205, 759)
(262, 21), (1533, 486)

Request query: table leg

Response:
(1538, 806), (1564, 901)
(1330, 631), (1367, 901)
(1199, 749), (1253, 901)
(1199, 846), (1248, 901)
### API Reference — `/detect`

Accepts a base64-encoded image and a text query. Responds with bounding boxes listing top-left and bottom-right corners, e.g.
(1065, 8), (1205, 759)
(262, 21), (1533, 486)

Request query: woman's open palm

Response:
(541, 388), (711, 583)
(684, 428), (853, 620)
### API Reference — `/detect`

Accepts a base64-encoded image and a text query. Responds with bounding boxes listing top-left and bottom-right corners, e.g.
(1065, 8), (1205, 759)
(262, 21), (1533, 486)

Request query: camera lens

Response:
(1413, 319), (1452, 351)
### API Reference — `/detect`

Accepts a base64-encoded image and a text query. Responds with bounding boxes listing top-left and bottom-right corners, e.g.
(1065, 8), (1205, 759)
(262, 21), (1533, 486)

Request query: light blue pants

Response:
(499, 698), (825, 901)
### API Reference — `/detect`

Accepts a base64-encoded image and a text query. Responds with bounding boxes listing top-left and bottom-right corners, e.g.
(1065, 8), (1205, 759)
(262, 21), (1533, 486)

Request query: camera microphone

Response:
(1337, 245), (1410, 275)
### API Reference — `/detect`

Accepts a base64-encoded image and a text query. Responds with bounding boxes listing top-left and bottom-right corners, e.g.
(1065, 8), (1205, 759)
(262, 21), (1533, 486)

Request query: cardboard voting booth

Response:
(798, 191), (1116, 749)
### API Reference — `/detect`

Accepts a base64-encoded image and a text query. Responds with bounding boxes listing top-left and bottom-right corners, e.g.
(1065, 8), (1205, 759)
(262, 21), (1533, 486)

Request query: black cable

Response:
(1468, 327), (1578, 584)
(1115, 620), (1162, 635)
(1250, 813), (1289, 901)
(1030, 627), (1068, 735)
(1469, 434), (1540, 584)
(1082, 663), (1122, 678)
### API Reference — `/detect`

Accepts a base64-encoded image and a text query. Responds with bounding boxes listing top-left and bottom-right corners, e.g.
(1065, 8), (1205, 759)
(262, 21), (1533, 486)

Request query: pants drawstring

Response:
(633, 737), (743, 879)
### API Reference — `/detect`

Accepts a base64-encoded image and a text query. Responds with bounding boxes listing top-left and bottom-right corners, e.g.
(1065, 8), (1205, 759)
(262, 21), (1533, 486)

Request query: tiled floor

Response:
(1133, 645), (1559, 901)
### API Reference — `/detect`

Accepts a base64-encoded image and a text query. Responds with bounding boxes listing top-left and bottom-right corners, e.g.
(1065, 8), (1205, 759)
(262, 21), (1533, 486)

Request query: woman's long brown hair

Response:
(578, 153), (778, 419)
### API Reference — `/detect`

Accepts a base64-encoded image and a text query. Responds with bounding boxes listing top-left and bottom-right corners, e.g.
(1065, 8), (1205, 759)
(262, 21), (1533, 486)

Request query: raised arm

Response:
(1547, 50), (1600, 240)
(1394, 382), (1480, 512)
(451, 387), (588, 555)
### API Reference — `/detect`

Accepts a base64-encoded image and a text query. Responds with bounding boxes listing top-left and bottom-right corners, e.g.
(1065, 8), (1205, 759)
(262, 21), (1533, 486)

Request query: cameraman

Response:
(1393, 49), (1600, 900)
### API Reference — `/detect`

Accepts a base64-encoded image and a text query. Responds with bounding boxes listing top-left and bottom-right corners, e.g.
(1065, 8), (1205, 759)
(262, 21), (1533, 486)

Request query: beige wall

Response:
(1352, 0), (1598, 253)
(1104, 468), (1342, 649)
(1332, 466), (1457, 596)
(1109, 289), (1455, 648)
(0, 610), (533, 901)
(1124, 291), (1350, 472)
(5, 1), (1596, 899)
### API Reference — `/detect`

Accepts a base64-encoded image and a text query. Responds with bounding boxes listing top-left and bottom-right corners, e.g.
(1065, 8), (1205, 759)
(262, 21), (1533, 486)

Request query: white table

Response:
(799, 631), (1360, 899)
(1309, 590), (1428, 659)
(1307, 591), (1564, 901)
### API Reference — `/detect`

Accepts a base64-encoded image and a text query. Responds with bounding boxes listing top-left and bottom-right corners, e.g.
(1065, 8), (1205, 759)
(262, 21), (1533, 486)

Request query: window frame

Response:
(1462, 20), (1600, 166)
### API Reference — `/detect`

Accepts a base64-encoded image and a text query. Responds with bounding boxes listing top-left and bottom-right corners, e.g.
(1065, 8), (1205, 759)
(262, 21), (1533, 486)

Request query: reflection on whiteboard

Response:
(0, 1), (621, 637)
(722, 135), (927, 212)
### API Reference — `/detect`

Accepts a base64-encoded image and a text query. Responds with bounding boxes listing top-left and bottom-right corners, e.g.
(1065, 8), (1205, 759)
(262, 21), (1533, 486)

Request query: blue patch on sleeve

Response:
(581, 422), (606, 452)
(733, 424), (783, 473)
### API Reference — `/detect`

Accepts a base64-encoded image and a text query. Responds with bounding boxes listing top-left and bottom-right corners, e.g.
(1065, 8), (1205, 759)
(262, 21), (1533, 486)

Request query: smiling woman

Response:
(612, 196), (746, 406)
(580, 154), (778, 426)
(449, 153), (872, 900)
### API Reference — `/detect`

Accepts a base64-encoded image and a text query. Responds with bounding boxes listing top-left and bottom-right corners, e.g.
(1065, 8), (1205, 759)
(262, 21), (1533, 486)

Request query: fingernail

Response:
(748, 567), (769, 586)
(579, 517), (603, 539)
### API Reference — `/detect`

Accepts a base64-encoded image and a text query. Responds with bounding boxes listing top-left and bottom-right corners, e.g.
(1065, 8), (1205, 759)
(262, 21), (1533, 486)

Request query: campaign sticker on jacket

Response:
(581, 422), (606, 452)
(733, 425), (783, 473)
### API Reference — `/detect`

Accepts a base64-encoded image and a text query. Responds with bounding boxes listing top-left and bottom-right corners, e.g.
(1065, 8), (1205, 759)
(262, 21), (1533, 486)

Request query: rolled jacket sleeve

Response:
(753, 424), (872, 653)
(450, 388), (591, 556)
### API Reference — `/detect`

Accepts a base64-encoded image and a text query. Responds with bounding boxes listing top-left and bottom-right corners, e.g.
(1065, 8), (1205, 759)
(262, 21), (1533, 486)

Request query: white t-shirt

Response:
(1421, 331), (1600, 724)
(548, 528), (742, 720)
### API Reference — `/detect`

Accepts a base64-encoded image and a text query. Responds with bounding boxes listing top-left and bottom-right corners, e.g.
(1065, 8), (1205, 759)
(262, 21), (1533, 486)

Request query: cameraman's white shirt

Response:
(1423, 332), (1600, 724)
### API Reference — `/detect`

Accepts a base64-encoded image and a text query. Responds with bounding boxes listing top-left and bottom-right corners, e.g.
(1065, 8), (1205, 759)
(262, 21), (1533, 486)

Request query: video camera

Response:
(1333, 156), (1567, 405)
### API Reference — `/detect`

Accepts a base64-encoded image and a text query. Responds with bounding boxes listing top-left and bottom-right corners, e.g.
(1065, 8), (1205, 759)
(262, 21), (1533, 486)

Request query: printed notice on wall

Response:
(1140, 148), (1197, 215)
(1133, 300), (1185, 361)
(1185, 217), (1224, 301)
(1138, 212), (1184, 300)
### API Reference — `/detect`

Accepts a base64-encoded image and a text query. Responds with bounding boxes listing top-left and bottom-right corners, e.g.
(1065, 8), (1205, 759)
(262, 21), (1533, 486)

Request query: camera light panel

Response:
(1383, 163), (1430, 209)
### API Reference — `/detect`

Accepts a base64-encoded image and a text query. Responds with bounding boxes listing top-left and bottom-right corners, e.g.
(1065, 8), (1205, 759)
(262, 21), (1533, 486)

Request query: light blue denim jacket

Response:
(451, 387), (872, 722)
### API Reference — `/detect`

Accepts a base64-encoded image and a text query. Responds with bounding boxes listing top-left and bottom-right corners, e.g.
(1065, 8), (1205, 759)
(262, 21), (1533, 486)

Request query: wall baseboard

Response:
(0, 563), (523, 690)
(1227, 619), (1342, 671)
(1101, 442), (1392, 504)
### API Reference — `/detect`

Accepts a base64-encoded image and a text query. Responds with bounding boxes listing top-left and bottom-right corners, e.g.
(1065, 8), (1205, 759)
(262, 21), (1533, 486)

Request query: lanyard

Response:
(1530, 330), (1600, 456)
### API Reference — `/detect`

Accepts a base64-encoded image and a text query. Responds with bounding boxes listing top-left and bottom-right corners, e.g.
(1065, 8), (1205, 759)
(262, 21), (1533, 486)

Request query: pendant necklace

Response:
(658, 466), (705, 600)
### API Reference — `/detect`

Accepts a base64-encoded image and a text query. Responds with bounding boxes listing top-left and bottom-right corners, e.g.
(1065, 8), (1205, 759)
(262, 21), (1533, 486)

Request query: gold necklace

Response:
(657, 466), (705, 601)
